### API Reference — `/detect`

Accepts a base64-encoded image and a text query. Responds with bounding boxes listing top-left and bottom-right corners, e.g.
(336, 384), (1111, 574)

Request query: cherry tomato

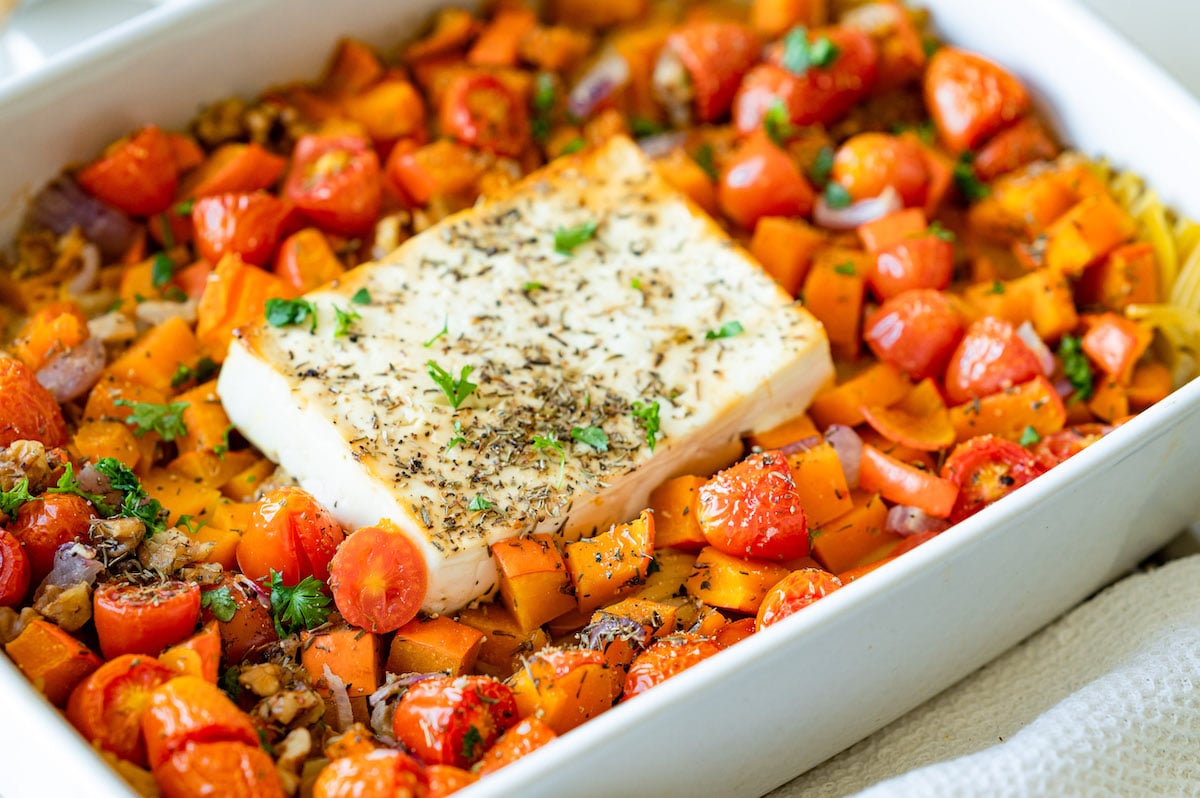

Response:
(718, 131), (815, 230)
(76, 125), (178, 217)
(941, 435), (1041, 523)
(832, 133), (930, 206)
(622, 635), (721, 701)
(191, 191), (291, 266)
(438, 73), (529, 157)
(140, 675), (259, 769)
(1031, 423), (1111, 471)
(284, 134), (382, 236)
(859, 443), (959, 518)
(0, 529), (30, 607)
(392, 675), (518, 768)
(200, 573), (277, 663)
(7, 492), (93, 586)
(756, 569), (843, 630)
(93, 580), (201, 659)
(329, 524), (427, 634)
(713, 617), (756, 649)
(66, 653), (175, 766)
(697, 450), (809, 561)
(868, 234), (955, 300)
(924, 47), (1030, 152)
(425, 765), (478, 798)
(0, 357), (69, 448)
(943, 316), (1044, 404)
(475, 717), (558, 776)
(312, 750), (426, 798)
(236, 487), (344, 584)
(864, 290), (964, 381)
(972, 116), (1058, 181)
(154, 740), (285, 798)
(662, 21), (760, 123)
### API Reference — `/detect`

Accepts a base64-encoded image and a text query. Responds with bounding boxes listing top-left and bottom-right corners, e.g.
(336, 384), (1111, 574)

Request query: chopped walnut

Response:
(0, 440), (51, 492)
(91, 517), (146, 565)
(0, 606), (41, 645)
(240, 663), (287, 698)
(179, 562), (224, 586)
(192, 97), (248, 148)
(274, 727), (312, 797)
(137, 526), (214, 575)
(32, 582), (92, 631)
(254, 688), (324, 727)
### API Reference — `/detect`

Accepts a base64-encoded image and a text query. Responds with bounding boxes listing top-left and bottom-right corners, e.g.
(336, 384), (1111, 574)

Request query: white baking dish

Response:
(2, 1), (1200, 796)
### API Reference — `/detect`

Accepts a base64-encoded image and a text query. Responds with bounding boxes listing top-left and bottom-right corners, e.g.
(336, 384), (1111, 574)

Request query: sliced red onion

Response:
(778, 434), (823, 457)
(77, 462), (112, 496)
(27, 176), (138, 261)
(66, 243), (101, 296)
(43, 543), (104, 588)
(321, 664), (354, 732)
(1016, 321), (1055, 376)
(135, 299), (198, 328)
(569, 50), (630, 120)
(582, 614), (649, 652)
(1054, 377), (1074, 398)
(637, 131), (688, 159)
(36, 337), (106, 402)
(886, 504), (951, 536)
(823, 424), (864, 488)
(814, 186), (903, 230)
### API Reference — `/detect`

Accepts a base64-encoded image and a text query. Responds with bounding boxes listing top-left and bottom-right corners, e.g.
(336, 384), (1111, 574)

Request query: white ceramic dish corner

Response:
(2, 1), (1200, 797)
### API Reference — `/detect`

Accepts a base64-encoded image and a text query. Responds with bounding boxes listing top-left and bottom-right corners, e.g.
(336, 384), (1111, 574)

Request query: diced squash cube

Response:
(456, 603), (550, 678)
(302, 625), (382, 697)
(685, 546), (790, 615)
(508, 648), (617, 734)
(564, 510), (655, 613)
(647, 476), (707, 551)
(386, 615), (484, 677)
(785, 442), (854, 525)
(491, 534), (576, 632)
(106, 316), (200, 393)
(634, 548), (698, 604)
(810, 492), (898, 574)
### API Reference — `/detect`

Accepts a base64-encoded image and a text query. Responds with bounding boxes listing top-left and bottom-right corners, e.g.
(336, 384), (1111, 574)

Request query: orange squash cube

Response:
(565, 510), (655, 613)
(386, 615), (484, 677)
(491, 534), (576, 632)
(685, 546), (790, 615)
(509, 648), (618, 734)
(647, 476), (707, 551)
(302, 625), (381, 697)
(785, 442), (854, 525)
(810, 492), (899, 574)
(456, 603), (550, 678)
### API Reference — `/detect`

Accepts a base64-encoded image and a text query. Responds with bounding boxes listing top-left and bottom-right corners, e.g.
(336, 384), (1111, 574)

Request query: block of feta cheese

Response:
(217, 135), (833, 614)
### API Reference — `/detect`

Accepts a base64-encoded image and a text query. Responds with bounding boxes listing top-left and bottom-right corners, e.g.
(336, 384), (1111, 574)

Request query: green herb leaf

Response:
(213, 424), (235, 457)
(174, 198), (195, 216)
(93, 458), (166, 535)
(151, 253), (175, 289)
(219, 666), (242, 701)
(201, 586), (238, 622)
(953, 154), (991, 202)
(264, 297), (317, 332)
(523, 281), (545, 293)
(0, 478), (32, 520)
(170, 356), (218, 389)
(333, 305), (360, 338)
(833, 261), (857, 276)
(989, 280), (1006, 295)
(630, 117), (666, 138)
(1058, 334), (1095, 400)
(446, 420), (470, 451)
(823, 182), (852, 209)
(45, 462), (108, 509)
(922, 38), (941, 58)
(461, 725), (484, 762)
(763, 100), (794, 146)
(571, 425), (610, 451)
(691, 144), (717, 181)
(927, 220), (956, 242)
(560, 137), (586, 156)
(631, 400), (661, 451)
(808, 145), (835, 188)
(630, 278), (643, 291)
(1019, 425), (1042, 447)
(533, 71), (556, 112)
(269, 571), (332, 638)
(705, 320), (744, 340)
(468, 494), (493, 512)
(423, 316), (449, 348)
(427, 361), (477, 410)
(781, 26), (840, 75)
(177, 514), (209, 535)
(554, 221), (598, 256)
(532, 433), (567, 488)
(350, 287), (371, 305)
(115, 399), (190, 441)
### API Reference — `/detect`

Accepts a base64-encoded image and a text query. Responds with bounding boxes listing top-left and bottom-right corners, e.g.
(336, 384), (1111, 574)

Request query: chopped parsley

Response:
(427, 361), (477, 409)
(213, 424), (235, 457)
(219, 667), (242, 701)
(423, 316), (449, 348)
(532, 433), (567, 487)
(461, 726), (484, 762)
(763, 100), (795, 146)
(953, 153), (991, 202)
(115, 399), (190, 441)
(630, 117), (666, 138)
(45, 462), (107, 508)
(691, 143), (717, 181)
(630, 278), (643, 291)
(446, 420), (469, 451)
(560, 137), (586, 156)
(523, 281), (545, 293)
(893, 120), (937, 146)
(823, 182), (852, 209)
(468, 494), (493, 512)
(989, 280), (1006, 295)
(532, 72), (555, 143)
(201, 586), (238, 622)
(0, 478), (32, 520)
(781, 26), (840, 75)
(808, 145), (835, 188)
(833, 261), (857, 276)
(571, 425), (610, 452)
(177, 514), (208, 535)
(554, 221), (598, 256)
(1058, 334), (1095, 400)
(174, 198), (195, 216)
(151, 253), (175, 289)
(171, 357), (218, 389)
(927, 220), (956, 242)
(269, 571), (332, 638)
(1019, 425), (1042, 447)
(94, 457), (167, 535)
(333, 305), (360, 338)
(264, 297), (317, 332)
(631, 400), (662, 451)
(705, 320), (744, 340)
(350, 287), (371, 304)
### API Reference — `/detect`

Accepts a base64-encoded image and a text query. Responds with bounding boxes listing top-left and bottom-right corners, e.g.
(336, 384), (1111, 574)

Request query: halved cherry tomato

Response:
(191, 192), (291, 267)
(438, 73), (529, 157)
(863, 289), (964, 381)
(941, 435), (1041, 523)
(924, 47), (1030, 152)
(391, 675), (518, 768)
(236, 486), (344, 584)
(475, 717), (558, 775)
(76, 125), (178, 216)
(0, 529), (30, 607)
(328, 524), (427, 633)
(943, 316), (1043, 404)
(713, 617), (756, 649)
(200, 573), (277, 663)
(842, 0), (926, 93)
(154, 740), (285, 798)
(661, 21), (760, 123)
(972, 117), (1058, 181)
(622, 635), (721, 701)
(832, 133), (929, 207)
(312, 749), (426, 798)
(140, 675), (259, 768)
(1031, 423), (1111, 471)
(273, 227), (345, 293)
(66, 653), (175, 766)
(756, 568), (844, 630)
(178, 142), (289, 199)
(868, 234), (954, 300)
(859, 443), (959, 518)
(284, 134), (382, 236)
(7, 492), (93, 586)
(718, 130), (815, 230)
(159, 621), (222, 683)
(0, 357), (69, 448)
(425, 765), (478, 798)
(94, 580), (201, 659)
(1081, 312), (1152, 382)
(697, 449), (809, 561)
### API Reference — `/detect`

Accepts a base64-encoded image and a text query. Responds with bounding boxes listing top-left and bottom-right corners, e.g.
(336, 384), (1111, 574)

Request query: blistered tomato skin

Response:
(65, 653), (176, 766)
(0, 357), (69, 448)
(392, 675), (518, 768)
(943, 317), (1044, 404)
(697, 450), (809, 561)
(312, 750), (426, 798)
(93, 580), (201, 659)
(756, 569), (843, 630)
(0, 529), (30, 606)
(284, 134), (382, 236)
(864, 289), (965, 380)
(154, 740), (286, 798)
(941, 435), (1041, 523)
(438, 73), (530, 158)
(622, 635), (721, 701)
(236, 487), (344, 584)
(6, 492), (92, 586)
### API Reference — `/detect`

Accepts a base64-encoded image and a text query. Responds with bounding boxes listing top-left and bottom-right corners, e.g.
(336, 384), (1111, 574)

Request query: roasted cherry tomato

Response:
(0, 529), (30, 607)
(200, 573), (278, 663)
(697, 450), (809, 561)
(718, 131), (815, 230)
(236, 487), (344, 585)
(425, 765), (478, 798)
(284, 134), (382, 236)
(191, 191), (291, 266)
(756, 568), (843, 630)
(0, 357), (69, 448)
(66, 653), (176, 766)
(868, 234), (955, 300)
(660, 21), (760, 123)
(943, 316), (1044, 404)
(438, 73), (529, 158)
(941, 435), (1041, 522)
(622, 635), (721, 701)
(312, 749), (426, 798)
(140, 676), (259, 769)
(329, 524), (427, 634)
(7, 492), (93, 586)
(160, 621), (222, 683)
(864, 289), (965, 381)
(1031, 423), (1111, 471)
(972, 116), (1058, 181)
(475, 717), (558, 776)
(76, 125), (178, 217)
(832, 133), (930, 207)
(924, 47), (1030, 152)
(392, 675), (518, 768)
(93, 580), (201, 659)
(154, 740), (285, 798)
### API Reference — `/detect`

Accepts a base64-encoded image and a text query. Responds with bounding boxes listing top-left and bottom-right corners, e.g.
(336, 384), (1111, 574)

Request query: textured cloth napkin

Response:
(772, 553), (1200, 797)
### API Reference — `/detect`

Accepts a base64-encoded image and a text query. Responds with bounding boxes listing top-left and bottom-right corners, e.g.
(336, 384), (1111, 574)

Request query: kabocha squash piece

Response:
(386, 615), (484, 677)
(656, 148), (718, 215)
(455, 603), (549, 678)
(1081, 312), (1153, 383)
(809, 493), (898, 575)
(801, 247), (869, 361)
(508, 648), (618, 734)
(749, 216), (825, 296)
(587, 598), (679, 690)
(106, 316), (201, 393)
(302, 625), (382, 697)
(168, 449), (259, 490)
(1040, 194), (1137, 275)
(142, 469), (222, 524)
(785, 442), (855, 525)
(70, 420), (142, 468)
(685, 547), (790, 615)
(195, 253), (293, 362)
(565, 510), (655, 613)
(342, 78), (427, 144)
(750, 0), (827, 38)
(5, 619), (102, 706)
(1088, 378), (1130, 423)
(547, 0), (648, 28)
(647, 476), (708, 551)
(11, 301), (90, 371)
(1127, 361), (1173, 409)
(633, 548), (698, 604)
(948, 375), (1067, 443)
(175, 380), (233, 455)
(320, 38), (384, 97)
(1077, 241), (1161, 311)
(177, 142), (288, 199)
(491, 534), (576, 632)
(221, 457), (275, 502)
(744, 412), (820, 451)
(809, 361), (911, 429)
